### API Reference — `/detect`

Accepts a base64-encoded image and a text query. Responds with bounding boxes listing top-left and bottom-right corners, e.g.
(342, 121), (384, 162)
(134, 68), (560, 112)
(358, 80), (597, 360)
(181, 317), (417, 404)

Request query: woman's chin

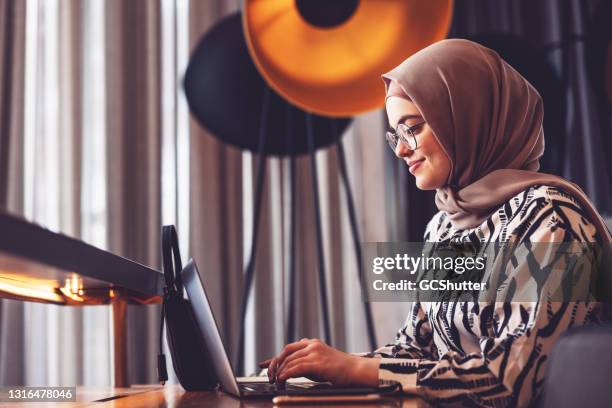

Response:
(415, 176), (440, 191)
(415, 178), (433, 190)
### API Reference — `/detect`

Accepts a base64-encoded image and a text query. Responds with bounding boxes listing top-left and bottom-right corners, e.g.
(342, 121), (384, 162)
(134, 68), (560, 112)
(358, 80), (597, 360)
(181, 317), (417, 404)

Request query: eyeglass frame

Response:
(385, 121), (426, 151)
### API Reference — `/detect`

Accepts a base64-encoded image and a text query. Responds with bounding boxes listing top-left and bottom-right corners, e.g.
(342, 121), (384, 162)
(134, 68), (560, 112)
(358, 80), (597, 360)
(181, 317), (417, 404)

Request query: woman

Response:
(261, 39), (612, 406)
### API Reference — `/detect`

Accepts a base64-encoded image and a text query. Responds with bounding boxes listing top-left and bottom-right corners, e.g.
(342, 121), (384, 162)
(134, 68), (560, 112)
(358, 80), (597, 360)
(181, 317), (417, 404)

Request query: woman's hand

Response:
(259, 338), (380, 386)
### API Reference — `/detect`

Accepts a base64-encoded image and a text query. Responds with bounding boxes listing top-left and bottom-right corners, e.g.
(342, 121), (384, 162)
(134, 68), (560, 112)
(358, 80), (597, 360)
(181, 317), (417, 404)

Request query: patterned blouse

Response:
(369, 185), (606, 407)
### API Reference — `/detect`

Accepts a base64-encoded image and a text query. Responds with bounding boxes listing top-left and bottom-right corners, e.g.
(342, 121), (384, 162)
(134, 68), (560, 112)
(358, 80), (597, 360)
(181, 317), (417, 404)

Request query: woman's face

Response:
(386, 97), (451, 190)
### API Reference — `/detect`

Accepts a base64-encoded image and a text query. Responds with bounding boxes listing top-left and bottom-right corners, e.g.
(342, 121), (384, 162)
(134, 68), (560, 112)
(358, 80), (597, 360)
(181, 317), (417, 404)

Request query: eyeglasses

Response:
(385, 121), (426, 151)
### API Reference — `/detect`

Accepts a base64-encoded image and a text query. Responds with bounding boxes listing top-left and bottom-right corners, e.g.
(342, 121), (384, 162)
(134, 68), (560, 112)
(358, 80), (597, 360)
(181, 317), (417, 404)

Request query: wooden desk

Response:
(1, 385), (429, 407)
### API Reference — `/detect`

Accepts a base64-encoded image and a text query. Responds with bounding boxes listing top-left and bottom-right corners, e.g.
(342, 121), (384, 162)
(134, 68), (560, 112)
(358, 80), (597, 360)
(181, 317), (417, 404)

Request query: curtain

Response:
(187, 0), (245, 364)
(0, 0), (26, 386)
(105, 0), (162, 383)
(188, 107), (408, 375)
(0, 0), (26, 213)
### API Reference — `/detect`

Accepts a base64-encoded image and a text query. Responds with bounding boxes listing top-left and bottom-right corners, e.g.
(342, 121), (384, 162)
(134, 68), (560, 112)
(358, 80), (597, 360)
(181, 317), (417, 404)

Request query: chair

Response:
(540, 324), (612, 408)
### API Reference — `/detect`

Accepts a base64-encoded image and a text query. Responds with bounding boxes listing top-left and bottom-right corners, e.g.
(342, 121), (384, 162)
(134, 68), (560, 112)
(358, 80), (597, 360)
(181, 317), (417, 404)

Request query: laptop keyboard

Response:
(240, 382), (326, 393)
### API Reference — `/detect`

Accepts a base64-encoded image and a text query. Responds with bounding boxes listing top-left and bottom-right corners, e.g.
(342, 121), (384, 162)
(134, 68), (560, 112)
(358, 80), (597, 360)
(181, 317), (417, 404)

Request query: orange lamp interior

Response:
(243, 0), (453, 117)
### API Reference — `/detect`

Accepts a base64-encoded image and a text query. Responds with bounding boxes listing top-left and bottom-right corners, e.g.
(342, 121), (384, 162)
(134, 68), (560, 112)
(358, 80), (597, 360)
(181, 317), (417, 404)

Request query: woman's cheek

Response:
(424, 155), (445, 188)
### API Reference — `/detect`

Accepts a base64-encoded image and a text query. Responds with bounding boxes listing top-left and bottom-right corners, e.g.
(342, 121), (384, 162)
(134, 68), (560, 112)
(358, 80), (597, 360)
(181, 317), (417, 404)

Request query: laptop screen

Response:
(181, 259), (241, 396)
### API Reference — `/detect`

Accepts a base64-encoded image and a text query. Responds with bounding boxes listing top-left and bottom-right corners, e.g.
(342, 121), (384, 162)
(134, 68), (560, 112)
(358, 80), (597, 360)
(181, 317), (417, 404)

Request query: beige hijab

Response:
(382, 39), (611, 243)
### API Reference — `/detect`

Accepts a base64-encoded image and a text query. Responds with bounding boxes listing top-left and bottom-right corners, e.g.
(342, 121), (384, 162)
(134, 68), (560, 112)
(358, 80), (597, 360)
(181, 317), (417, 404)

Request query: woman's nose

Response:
(394, 140), (413, 158)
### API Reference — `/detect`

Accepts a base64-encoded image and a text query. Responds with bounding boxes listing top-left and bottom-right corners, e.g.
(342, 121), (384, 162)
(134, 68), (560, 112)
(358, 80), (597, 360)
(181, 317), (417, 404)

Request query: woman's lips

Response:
(408, 159), (425, 174)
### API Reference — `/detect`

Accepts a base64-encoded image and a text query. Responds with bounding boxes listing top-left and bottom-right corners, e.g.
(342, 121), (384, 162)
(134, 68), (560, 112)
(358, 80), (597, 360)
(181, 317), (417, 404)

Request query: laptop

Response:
(181, 259), (398, 398)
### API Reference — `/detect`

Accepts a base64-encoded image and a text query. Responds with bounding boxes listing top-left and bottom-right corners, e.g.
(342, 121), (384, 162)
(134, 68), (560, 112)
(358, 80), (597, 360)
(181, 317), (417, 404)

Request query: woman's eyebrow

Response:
(395, 114), (422, 127)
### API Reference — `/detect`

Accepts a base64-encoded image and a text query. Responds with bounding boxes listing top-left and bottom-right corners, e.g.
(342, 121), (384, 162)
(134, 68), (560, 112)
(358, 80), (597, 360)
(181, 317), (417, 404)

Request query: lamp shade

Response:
(184, 12), (351, 157)
(242, 0), (453, 117)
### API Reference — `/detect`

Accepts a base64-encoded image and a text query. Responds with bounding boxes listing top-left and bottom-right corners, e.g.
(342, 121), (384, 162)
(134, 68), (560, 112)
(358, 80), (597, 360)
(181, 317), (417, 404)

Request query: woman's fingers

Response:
(268, 339), (308, 382)
(268, 339), (310, 381)
(258, 358), (272, 368)
(277, 358), (318, 382)
(276, 347), (312, 376)
(271, 340), (366, 386)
